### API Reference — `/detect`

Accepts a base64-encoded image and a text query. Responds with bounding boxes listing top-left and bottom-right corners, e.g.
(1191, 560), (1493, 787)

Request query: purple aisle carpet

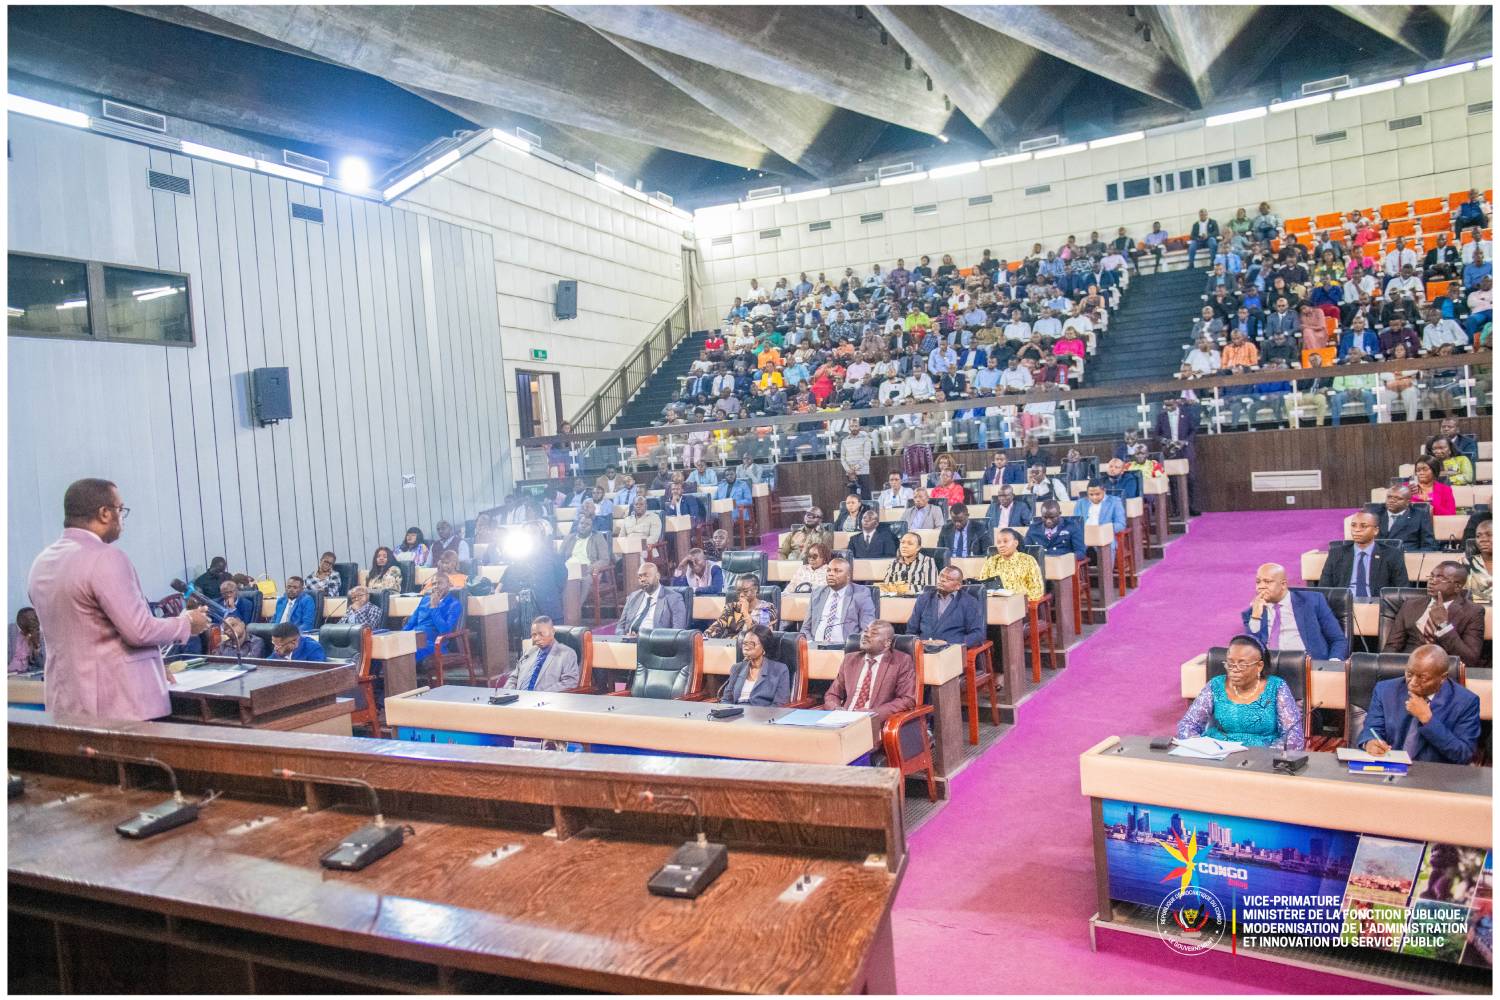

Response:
(886, 508), (1388, 994)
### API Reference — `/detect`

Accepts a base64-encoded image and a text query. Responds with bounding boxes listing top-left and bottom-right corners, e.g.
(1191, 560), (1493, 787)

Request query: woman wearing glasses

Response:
(1175, 634), (1305, 749)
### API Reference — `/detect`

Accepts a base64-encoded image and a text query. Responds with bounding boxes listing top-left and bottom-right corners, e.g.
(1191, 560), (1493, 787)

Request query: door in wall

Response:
(514, 370), (564, 438)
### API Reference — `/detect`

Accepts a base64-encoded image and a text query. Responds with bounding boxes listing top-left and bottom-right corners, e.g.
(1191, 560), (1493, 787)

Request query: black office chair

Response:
(551, 625), (596, 693)
(624, 628), (701, 700)
(365, 589), (392, 628)
(1376, 586), (1430, 648)
(247, 623), (277, 644)
(758, 584), (783, 629)
(1291, 586), (1353, 647)
(397, 559), (418, 593)
(317, 624), (365, 664)
(921, 546), (951, 570)
(664, 584), (696, 627)
(712, 629), (811, 706)
(721, 550), (768, 589)
(332, 562), (360, 598)
(1204, 646), (1312, 736)
(1343, 651), (1464, 750)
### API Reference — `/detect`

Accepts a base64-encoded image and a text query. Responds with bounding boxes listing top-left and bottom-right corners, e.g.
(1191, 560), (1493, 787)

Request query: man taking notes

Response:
(1359, 644), (1480, 764)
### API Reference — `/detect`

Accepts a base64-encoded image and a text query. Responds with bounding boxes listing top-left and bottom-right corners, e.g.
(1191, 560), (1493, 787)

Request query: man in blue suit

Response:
(268, 622), (327, 662)
(1358, 644), (1481, 764)
(1099, 458), (1142, 500)
(220, 579), (260, 625)
(908, 567), (986, 648)
(403, 572), (463, 663)
(1241, 563), (1350, 660)
(271, 577), (315, 631)
(981, 453), (1027, 488)
(1025, 501), (1087, 561)
(1076, 480), (1126, 532)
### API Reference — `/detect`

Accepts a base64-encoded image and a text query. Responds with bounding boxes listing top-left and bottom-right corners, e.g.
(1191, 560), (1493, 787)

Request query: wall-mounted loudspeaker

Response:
(555, 280), (577, 320)
(251, 366), (292, 426)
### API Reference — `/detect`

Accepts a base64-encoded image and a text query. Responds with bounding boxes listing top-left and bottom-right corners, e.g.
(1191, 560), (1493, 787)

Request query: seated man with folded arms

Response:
(1359, 644), (1481, 764)
(849, 509), (897, 559)
(617, 563), (688, 638)
(780, 507), (832, 560)
(1241, 563), (1349, 660)
(673, 547), (725, 595)
(268, 621), (327, 662)
(1316, 512), (1410, 598)
(824, 620), (916, 735)
(501, 616), (581, 693)
(909, 567), (985, 651)
(1381, 561), (1486, 673)
(801, 557), (877, 645)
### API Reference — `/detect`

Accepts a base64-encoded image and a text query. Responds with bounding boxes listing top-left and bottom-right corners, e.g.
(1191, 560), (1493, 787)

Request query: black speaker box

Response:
(251, 366), (292, 425)
(555, 280), (577, 320)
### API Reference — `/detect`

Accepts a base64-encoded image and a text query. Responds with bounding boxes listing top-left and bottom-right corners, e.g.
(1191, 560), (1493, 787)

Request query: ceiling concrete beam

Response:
(1330, 5), (1451, 59)
(1138, 5), (1305, 107)
(1434, 5), (1492, 56)
(868, 4), (1077, 146)
(558, 5), (953, 135)
(157, 4), (784, 170)
(944, 4), (1200, 110)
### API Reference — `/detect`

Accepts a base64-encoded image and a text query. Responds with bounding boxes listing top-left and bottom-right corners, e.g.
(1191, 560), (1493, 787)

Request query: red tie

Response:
(854, 655), (876, 710)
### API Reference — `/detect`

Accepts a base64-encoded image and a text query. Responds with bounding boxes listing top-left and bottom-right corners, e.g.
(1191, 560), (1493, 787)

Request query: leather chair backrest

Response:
(630, 627), (698, 700)
(722, 550), (768, 589)
(737, 629), (806, 697)
(552, 625), (590, 663)
(1205, 646), (1310, 714)
(397, 559), (417, 593)
(1290, 586), (1353, 640)
(318, 623), (366, 663)
(921, 547), (950, 569)
(1345, 651), (1464, 745)
(1378, 586), (1430, 646)
(247, 623), (277, 643)
(1023, 542), (1046, 568)
(366, 589), (391, 625)
(333, 562), (359, 597)
(758, 585), (782, 624)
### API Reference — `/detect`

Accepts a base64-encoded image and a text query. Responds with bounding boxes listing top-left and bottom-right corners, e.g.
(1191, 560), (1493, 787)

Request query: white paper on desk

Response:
(171, 668), (248, 692)
(1336, 747), (1413, 764)
(1168, 737), (1246, 760)
(769, 709), (871, 729)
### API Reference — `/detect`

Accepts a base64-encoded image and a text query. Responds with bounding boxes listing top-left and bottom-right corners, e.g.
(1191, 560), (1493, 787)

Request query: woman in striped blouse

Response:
(882, 531), (938, 593)
(977, 528), (1044, 602)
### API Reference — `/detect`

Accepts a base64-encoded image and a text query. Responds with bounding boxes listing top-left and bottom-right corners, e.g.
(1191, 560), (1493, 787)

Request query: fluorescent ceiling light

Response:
(879, 171), (927, 186)
(1270, 93), (1332, 113)
(928, 161), (979, 179)
(420, 149), (461, 178)
(257, 159), (324, 185)
(981, 152), (1031, 166)
(1034, 142), (1087, 160)
(1205, 107), (1267, 127)
(491, 129), (532, 153)
(136, 288), (181, 302)
(382, 172), (423, 201)
(7, 93), (89, 128)
(1089, 131), (1144, 149)
(180, 141), (255, 169)
(1404, 62), (1474, 84)
(1336, 79), (1401, 100)
(786, 187), (830, 202)
(55, 300), (87, 310)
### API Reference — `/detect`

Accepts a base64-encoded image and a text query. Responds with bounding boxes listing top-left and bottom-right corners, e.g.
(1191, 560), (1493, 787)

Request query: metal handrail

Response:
(567, 297), (690, 434)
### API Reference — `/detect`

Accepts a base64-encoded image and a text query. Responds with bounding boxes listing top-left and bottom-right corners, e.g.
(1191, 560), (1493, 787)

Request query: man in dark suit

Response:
(1358, 644), (1481, 764)
(1316, 513), (1411, 597)
(848, 510), (897, 559)
(1099, 458), (1142, 500)
(1382, 562), (1486, 672)
(1025, 501), (1086, 561)
(1242, 563), (1349, 660)
(219, 578), (260, 625)
(616, 563), (689, 637)
(1371, 486), (1437, 551)
(801, 558), (877, 645)
(938, 506), (987, 561)
(1439, 418), (1478, 467)
(1153, 398), (1201, 516)
(980, 453), (1026, 487)
(986, 486), (1032, 532)
(824, 620), (916, 734)
(908, 567), (985, 648)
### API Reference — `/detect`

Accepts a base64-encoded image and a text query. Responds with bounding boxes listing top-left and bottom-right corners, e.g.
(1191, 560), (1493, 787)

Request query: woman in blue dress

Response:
(1177, 635), (1305, 749)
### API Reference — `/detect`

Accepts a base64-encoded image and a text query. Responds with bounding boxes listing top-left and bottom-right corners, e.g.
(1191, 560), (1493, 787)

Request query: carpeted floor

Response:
(886, 508), (1371, 994)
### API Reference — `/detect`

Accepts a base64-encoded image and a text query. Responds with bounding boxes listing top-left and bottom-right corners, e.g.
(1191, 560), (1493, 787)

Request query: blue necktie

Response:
(1353, 550), (1370, 599)
(526, 645), (551, 691)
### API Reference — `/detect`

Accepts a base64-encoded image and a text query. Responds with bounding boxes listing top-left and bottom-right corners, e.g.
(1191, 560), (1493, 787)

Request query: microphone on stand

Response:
(184, 584), (250, 673)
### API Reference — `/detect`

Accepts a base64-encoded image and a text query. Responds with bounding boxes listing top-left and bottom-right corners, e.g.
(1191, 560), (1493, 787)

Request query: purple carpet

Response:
(886, 509), (1377, 994)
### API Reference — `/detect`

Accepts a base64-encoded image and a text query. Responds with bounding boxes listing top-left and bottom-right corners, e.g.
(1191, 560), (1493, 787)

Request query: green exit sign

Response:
(530, 349), (548, 360)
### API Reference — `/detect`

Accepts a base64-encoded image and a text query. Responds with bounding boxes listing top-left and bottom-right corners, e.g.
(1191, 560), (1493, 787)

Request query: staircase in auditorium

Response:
(608, 330), (712, 431)
(1083, 268), (1212, 385)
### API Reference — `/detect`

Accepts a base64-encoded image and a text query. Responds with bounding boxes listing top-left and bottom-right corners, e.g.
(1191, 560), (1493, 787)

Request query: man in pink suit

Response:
(824, 620), (917, 739)
(28, 479), (209, 720)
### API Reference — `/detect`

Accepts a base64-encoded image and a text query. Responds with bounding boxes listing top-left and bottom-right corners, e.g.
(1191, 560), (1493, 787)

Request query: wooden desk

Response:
(467, 592), (512, 682)
(164, 658), (355, 733)
(1084, 523), (1117, 617)
(371, 629), (419, 697)
(1044, 554), (1080, 643)
(711, 496), (735, 535)
(1141, 476), (1170, 555)
(665, 514), (693, 563)
(752, 481), (771, 538)
(8, 713), (903, 994)
(6, 675), (46, 708)
(612, 535), (644, 588)
(767, 559), (799, 583)
(1163, 457), (1191, 530)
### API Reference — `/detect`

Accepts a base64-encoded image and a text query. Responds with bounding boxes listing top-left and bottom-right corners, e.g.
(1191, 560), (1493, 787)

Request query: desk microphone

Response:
(183, 584), (249, 673)
(639, 790), (728, 898)
(80, 745), (212, 838)
(272, 769), (410, 870)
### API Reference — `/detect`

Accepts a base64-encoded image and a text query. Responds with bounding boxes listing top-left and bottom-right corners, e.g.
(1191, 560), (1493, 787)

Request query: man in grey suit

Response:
(801, 558), (877, 645)
(616, 563), (688, 637)
(502, 616), (580, 692)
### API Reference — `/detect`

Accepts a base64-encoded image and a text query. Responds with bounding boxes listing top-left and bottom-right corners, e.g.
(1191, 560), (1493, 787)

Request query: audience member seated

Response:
(617, 563), (689, 637)
(219, 579), (259, 624)
(1025, 501), (1087, 561)
(396, 527), (431, 568)
(909, 567), (985, 650)
(929, 470), (967, 507)
(982, 452), (1026, 486)
(1382, 562), (1486, 672)
(938, 506), (987, 561)
(1439, 418), (1479, 466)
(1358, 644), (1481, 764)
(306, 551), (343, 597)
(563, 516), (613, 596)
(1405, 459), (1457, 517)
(1176, 634), (1305, 749)
(985, 486), (1031, 531)
(884, 532), (939, 592)
(404, 571), (462, 665)
(621, 496), (663, 545)
(780, 507), (832, 560)
(878, 472), (913, 509)
(824, 621), (916, 736)
(1467, 518), (1492, 604)
(802, 558), (877, 645)
(271, 577), (315, 631)
(339, 586), (384, 629)
(1426, 436), (1475, 487)
(1025, 463), (1072, 503)
(501, 615), (581, 692)
(705, 574), (777, 637)
(719, 625), (792, 707)
(8, 606), (45, 673)
(673, 547), (725, 595)
(1076, 479), (1126, 531)
(366, 546), (404, 593)
(217, 616), (265, 659)
(788, 543), (832, 593)
(903, 489), (945, 531)
(833, 494), (867, 532)
(1241, 563), (1349, 660)
(849, 510), (897, 558)
(268, 621), (327, 662)
(428, 520), (471, 566)
(422, 550), (468, 593)
(1099, 458), (1142, 499)
(193, 556), (233, 596)
(1317, 512), (1411, 597)
(978, 528), (1044, 600)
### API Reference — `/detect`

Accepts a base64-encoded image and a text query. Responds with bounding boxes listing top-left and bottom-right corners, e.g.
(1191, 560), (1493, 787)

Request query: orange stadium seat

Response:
(1007, 260), (1021, 271)
(1302, 347), (1336, 368)
(1427, 280), (1450, 301)
(1379, 201), (1410, 221)
(1284, 217), (1311, 234)
(1386, 218), (1416, 238)
(1448, 191), (1470, 211)
(1419, 212), (1449, 233)
(1412, 197), (1444, 216)
(1421, 234), (1438, 252)
(1314, 212), (1343, 230)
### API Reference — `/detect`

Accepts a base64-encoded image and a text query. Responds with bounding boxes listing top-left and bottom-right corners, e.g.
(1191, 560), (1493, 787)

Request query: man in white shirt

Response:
(878, 374), (910, 406)
(1185, 337), (1221, 376)
(927, 339), (958, 375)
(1382, 238), (1418, 277)
(844, 357), (873, 385)
(1460, 232), (1492, 265)
(1384, 265), (1424, 301)
(906, 365), (937, 401)
(745, 279), (763, 302)
(711, 369), (736, 396)
(1033, 308), (1062, 339)
(1003, 309), (1032, 343)
(877, 473), (913, 509)
(1000, 357), (1034, 393)
(973, 355), (1004, 394)
(749, 296), (774, 320)
(1421, 307), (1468, 352)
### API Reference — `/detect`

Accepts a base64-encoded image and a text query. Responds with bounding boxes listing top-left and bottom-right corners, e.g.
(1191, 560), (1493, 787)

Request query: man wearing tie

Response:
(1154, 397), (1201, 516)
(909, 567), (986, 648)
(985, 486), (1032, 532)
(938, 506), (987, 561)
(1382, 562), (1486, 672)
(502, 616), (581, 692)
(801, 558), (876, 645)
(1358, 644), (1480, 764)
(616, 563), (688, 637)
(848, 510), (897, 559)
(1242, 563), (1349, 660)
(1374, 487), (1438, 550)
(272, 576), (315, 631)
(824, 620), (916, 736)
(1316, 512), (1410, 597)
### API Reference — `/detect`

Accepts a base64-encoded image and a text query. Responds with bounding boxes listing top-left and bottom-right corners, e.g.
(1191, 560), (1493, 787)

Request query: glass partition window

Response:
(101, 265), (192, 344)
(7, 253), (91, 339)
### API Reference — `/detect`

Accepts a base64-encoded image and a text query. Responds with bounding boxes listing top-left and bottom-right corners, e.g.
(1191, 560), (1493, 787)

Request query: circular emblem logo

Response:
(1155, 885), (1227, 956)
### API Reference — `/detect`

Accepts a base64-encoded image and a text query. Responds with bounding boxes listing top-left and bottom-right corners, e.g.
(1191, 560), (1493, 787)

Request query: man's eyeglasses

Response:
(108, 505), (130, 521)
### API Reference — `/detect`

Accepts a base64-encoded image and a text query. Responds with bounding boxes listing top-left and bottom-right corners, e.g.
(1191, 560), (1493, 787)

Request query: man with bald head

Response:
(616, 562), (688, 637)
(1242, 563), (1349, 660)
(1382, 561), (1486, 672)
(1317, 511), (1410, 597)
(824, 620), (917, 734)
(1374, 485), (1437, 551)
(1358, 644), (1481, 764)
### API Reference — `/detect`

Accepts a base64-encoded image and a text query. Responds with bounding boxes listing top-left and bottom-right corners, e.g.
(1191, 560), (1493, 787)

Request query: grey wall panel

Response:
(7, 115), (508, 609)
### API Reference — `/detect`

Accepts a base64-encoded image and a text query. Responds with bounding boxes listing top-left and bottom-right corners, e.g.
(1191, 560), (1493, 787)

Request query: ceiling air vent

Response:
(283, 150), (330, 176)
(747, 185), (783, 200)
(1023, 184), (1052, 196)
(859, 212), (885, 225)
(809, 220), (832, 232)
(968, 194), (994, 207)
(515, 126), (541, 147)
(100, 99), (166, 132)
(1302, 74), (1350, 96)
(710, 235), (732, 247)
(876, 161), (915, 179)
(1387, 115), (1424, 131)
(759, 228), (781, 239)
(1250, 470), (1323, 492)
(291, 203), (324, 224)
(1467, 101), (1491, 116)
(147, 170), (191, 196)
(1313, 130), (1348, 145)
(913, 203), (937, 216)
(1018, 134), (1061, 152)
